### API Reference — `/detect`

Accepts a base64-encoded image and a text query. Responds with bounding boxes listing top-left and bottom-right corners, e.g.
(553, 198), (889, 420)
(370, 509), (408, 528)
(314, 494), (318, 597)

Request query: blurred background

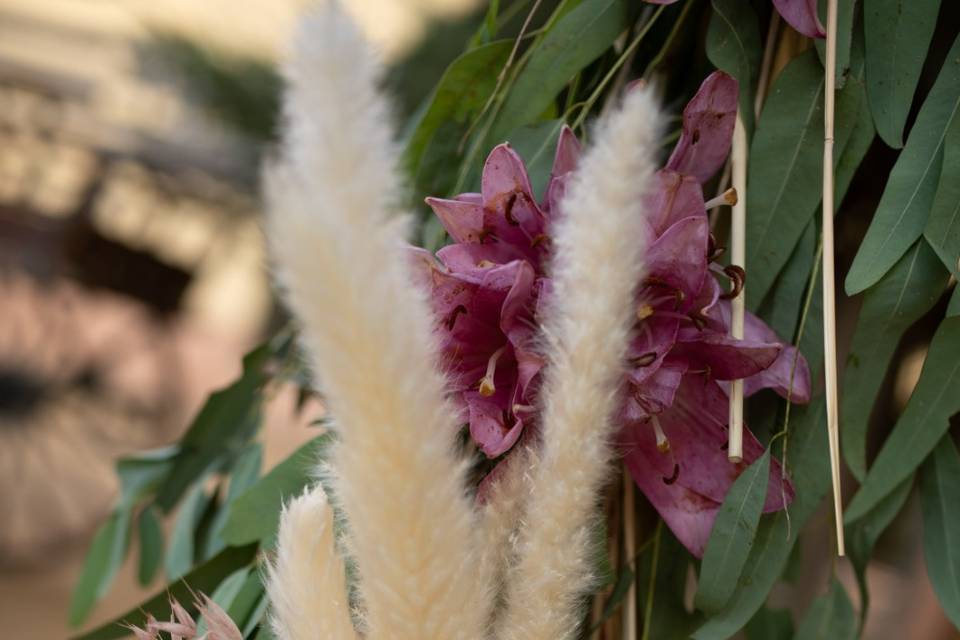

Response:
(0, 0), (481, 637)
(0, 1), (955, 638)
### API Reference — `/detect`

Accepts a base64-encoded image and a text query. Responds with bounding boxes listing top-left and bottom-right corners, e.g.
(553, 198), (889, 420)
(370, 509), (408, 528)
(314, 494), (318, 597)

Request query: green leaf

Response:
(757, 219), (816, 340)
(222, 434), (334, 546)
(745, 606), (793, 640)
(227, 570), (268, 637)
(706, 0), (762, 135)
(846, 33), (960, 294)
(502, 119), (565, 198)
(746, 47), (865, 308)
(846, 477), (912, 630)
(70, 544), (257, 640)
(166, 483), (210, 581)
(196, 567), (248, 636)
(69, 509), (133, 627)
(841, 240), (949, 481)
(156, 345), (269, 510)
(696, 451), (771, 614)
(136, 505), (164, 586)
(402, 41), (512, 175)
(590, 564), (635, 633)
(489, 0), (629, 143)
(920, 434), (960, 628)
(638, 526), (702, 639)
(864, 0), (942, 148)
(794, 579), (856, 640)
(203, 443), (265, 559)
(845, 316), (960, 522)
(923, 106), (960, 277)
(950, 286), (960, 317)
(115, 447), (178, 509)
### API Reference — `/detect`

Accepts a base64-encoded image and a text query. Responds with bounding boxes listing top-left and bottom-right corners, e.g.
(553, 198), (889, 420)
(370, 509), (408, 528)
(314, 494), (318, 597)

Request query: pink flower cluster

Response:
(411, 72), (811, 557)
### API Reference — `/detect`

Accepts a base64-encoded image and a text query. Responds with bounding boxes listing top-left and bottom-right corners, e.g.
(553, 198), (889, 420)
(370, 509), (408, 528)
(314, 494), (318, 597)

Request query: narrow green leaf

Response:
(841, 240), (949, 480)
(846, 33), (960, 294)
(70, 545), (257, 640)
(196, 567), (248, 636)
(489, 0), (628, 143)
(920, 435), (960, 628)
(226, 570), (267, 637)
(69, 509), (133, 627)
(590, 564), (635, 633)
(846, 477), (913, 630)
(949, 286), (960, 317)
(845, 316), (960, 522)
(745, 606), (793, 640)
(706, 0), (762, 134)
(402, 41), (512, 173)
(864, 0), (942, 148)
(638, 527), (702, 639)
(923, 108), (960, 277)
(203, 443), (265, 559)
(165, 483), (210, 581)
(115, 447), (177, 509)
(137, 505), (164, 586)
(757, 219), (816, 340)
(746, 47), (865, 308)
(794, 579), (856, 640)
(696, 451), (771, 613)
(222, 434), (334, 546)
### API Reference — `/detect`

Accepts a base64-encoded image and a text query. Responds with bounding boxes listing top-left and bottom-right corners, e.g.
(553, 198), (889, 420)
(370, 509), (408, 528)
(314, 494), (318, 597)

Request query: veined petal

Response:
(436, 243), (529, 278)
(665, 71), (738, 183)
(672, 333), (782, 380)
(742, 310), (812, 402)
(645, 170), (707, 236)
(468, 388), (525, 458)
(646, 216), (710, 303)
(481, 144), (548, 249)
(426, 196), (485, 243)
(773, 0), (826, 38)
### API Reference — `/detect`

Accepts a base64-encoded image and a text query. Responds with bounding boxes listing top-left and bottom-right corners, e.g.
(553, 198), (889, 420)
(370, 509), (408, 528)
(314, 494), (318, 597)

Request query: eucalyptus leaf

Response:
(815, 0), (856, 88)
(489, 0), (629, 143)
(794, 579), (856, 640)
(757, 219), (816, 340)
(950, 286), (960, 317)
(923, 107), (960, 277)
(226, 570), (268, 637)
(696, 451), (771, 614)
(746, 47), (864, 308)
(196, 567), (248, 637)
(166, 483), (211, 582)
(846, 477), (912, 630)
(864, 0), (942, 148)
(846, 33), (960, 294)
(70, 544), (258, 640)
(845, 316), (960, 522)
(841, 239), (949, 481)
(706, 0), (762, 134)
(137, 505), (164, 586)
(920, 434), (960, 629)
(203, 443), (265, 559)
(637, 526), (702, 639)
(744, 606), (793, 640)
(222, 434), (334, 547)
(69, 509), (133, 627)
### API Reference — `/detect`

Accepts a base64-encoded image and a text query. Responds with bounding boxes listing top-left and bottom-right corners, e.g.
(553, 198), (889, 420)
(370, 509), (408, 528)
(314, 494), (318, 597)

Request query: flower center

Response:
(478, 346), (506, 397)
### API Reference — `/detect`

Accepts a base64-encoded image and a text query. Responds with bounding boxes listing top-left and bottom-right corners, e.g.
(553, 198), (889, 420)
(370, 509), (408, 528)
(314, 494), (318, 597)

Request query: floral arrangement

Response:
(70, 1), (960, 639)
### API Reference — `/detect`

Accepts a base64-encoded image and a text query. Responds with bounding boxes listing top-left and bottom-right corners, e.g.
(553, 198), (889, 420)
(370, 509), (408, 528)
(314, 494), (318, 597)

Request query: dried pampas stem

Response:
(622, 469), (637, 640)
(728, 112), (748, 463)
(265, 3), (493, 637)
(821, 0), (845, 557)
(496, 85), (662, 640)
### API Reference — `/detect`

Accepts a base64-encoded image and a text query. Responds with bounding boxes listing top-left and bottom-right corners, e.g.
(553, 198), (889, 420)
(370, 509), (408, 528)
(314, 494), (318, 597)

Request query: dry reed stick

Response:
(728, 112), (748, 462)
(622, 470), (637, 640)
(821, 0), (845, 557)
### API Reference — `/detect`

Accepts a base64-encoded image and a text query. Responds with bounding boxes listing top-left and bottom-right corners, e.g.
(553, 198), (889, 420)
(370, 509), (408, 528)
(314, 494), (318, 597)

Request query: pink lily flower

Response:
(647, 0), (825, 39)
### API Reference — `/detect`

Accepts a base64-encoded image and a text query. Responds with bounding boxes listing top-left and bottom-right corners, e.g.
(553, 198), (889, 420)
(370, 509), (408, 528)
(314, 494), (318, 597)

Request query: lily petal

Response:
(773, 0), (826, 38)
(666, 71), (738, 184)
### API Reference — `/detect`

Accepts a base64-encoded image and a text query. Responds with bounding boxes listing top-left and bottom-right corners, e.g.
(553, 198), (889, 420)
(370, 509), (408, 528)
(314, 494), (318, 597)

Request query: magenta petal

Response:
(468, 391), (524, 457)
(627, 316), (680, 386)
(544, 127), (581, 213)
(624, 450), (719, 557)
(672, 333), (782, 380)
(436, 243), (528, 278)
(646, 216), (709, 302)
(425, 197), (485, 243)
(773, 0), (826, 38)
(645, 170), (707, 236)
(666, 71), (738, 184)
(624, 377), (793, 511)
(742, 310), (812, 402)
(482, 143), (535, 203)
(626, 360), (686, 419)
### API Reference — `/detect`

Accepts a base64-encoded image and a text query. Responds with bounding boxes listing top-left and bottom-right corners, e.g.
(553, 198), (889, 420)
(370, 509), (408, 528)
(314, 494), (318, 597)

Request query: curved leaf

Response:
(137, 505), (165, 586)
(794, 579), (856, 640)
(864, 0), (942, 148)
(845, 316), (960, 522)
(695, 451), (771, 614)
(745, 607), (793, 640)
(815, 0), (857, 89)
(920, 435), (960, 629)
(69, 509), (133, 627)
(166, 483), (211, 582)
(923, 107), (960, 277)
(846, 33), (960, 294)
(841, 240), (949, 481)
(706, 0), (762, 134)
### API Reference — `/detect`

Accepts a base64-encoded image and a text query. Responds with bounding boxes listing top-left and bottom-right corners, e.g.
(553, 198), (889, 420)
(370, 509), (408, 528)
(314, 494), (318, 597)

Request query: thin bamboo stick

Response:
(728, 112), (748, 463)
(622, 470), (637, 640)
(822, 0), (845, 557)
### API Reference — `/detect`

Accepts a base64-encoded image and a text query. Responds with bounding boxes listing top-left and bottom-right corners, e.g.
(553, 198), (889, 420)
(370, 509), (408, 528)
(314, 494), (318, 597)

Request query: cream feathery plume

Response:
(266, 486), (356, 640)
(496, 86), (662, 640)
(264, 4), (491, 640)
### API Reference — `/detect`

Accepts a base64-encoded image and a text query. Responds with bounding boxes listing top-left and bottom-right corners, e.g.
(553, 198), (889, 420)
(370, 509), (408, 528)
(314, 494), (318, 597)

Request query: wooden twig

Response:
(822, 0), (845, 557)
(622, 470), (637, 640)
(728, 112), (748, 462)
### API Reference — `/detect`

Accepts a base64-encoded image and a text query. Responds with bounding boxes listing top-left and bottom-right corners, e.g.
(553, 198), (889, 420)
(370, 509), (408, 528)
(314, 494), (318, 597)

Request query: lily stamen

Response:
(704, 187), (738, 210)
(652, 415), (670, 453)
(478, 346), (507, 397)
